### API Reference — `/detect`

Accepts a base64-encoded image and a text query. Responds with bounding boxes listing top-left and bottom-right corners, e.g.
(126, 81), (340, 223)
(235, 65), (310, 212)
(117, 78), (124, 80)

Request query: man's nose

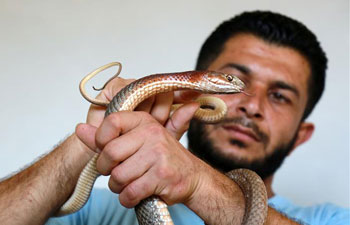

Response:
(236, 91), (264, 119)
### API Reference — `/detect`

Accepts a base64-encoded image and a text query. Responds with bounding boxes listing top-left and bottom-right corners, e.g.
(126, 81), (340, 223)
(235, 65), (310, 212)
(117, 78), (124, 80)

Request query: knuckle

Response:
(96, 166), (109, 176)
(96, 158), (109, 175)
(102, 145), (114, 158)
(106, 112), (121, 126)
(108, 178), (122, 194)
(137, 111), (154, 122)
(152, 142), (168, 156)
(119, 197), (132, 209)
(124, 183), (139, 202)
(121, 182), (151, 208)
(96, 149), (120, 176)
(104, 143), (121, 160)
(110, 167), (125, 184)
(156, 164), (174, 180)
(147, 123), (165, 136)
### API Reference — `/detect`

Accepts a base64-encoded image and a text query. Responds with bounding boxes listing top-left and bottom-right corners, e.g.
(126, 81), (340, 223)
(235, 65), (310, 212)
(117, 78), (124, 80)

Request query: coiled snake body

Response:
(58, 63), (268, 225)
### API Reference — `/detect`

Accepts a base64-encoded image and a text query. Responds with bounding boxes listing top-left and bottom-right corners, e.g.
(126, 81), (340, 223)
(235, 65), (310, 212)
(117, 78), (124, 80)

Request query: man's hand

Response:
(78, 110), (202, 207)
(76, 107), (249, 225)
(77, 99), (203, 207)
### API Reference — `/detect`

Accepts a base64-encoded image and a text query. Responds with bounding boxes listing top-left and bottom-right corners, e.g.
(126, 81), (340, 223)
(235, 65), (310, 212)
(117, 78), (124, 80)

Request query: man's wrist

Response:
(185, 161), (246, 225)
(70, 132), (95, 160)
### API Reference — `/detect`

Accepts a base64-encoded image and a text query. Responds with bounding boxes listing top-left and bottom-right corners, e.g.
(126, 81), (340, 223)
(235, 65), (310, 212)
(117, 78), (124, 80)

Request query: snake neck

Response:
(105, 73), (204, 116)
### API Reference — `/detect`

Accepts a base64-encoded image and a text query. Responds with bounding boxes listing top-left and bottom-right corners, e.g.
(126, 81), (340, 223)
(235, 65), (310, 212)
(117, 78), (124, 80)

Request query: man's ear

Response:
(289, 122), (315, 155)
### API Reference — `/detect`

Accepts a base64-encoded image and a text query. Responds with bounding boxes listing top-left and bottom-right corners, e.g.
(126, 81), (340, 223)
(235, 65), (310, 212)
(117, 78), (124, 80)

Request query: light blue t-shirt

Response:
(46, 188), (349, 225)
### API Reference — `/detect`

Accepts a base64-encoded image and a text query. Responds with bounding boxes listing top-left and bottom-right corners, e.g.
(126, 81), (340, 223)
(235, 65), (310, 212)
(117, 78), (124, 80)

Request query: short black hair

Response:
(196, 11), (327, 120)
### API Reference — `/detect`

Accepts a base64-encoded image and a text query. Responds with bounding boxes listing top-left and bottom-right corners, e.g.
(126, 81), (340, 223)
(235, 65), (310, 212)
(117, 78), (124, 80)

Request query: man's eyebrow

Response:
(219, 63), (251, 75)
(219, 63), (300, 97)
(273, 81), (300, 97)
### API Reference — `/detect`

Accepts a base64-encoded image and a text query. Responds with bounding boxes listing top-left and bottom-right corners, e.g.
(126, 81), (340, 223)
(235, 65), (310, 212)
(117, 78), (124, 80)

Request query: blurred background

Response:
(0, 0), (348, 207)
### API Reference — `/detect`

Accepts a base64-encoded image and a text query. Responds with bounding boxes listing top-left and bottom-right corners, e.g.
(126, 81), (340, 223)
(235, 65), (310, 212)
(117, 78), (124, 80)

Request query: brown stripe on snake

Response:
(58, 62), (268, 225)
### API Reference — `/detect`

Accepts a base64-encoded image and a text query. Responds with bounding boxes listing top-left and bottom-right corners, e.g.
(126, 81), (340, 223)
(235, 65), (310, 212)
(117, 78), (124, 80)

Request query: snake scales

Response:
(57, 62), (268, 225)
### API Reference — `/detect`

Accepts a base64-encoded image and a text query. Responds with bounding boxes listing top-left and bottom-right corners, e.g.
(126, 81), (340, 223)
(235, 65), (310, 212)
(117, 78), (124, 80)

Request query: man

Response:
(0, 11), (348, 225)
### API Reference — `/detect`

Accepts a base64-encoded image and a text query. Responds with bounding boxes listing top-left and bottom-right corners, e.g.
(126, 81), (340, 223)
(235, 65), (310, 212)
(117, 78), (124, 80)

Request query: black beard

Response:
(187, 119), (298, 180)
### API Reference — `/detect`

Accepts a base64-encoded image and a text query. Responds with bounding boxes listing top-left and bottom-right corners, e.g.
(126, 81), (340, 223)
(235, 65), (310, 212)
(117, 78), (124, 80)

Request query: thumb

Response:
(165, 102), (200, 140)
(75, 123), (99, 153)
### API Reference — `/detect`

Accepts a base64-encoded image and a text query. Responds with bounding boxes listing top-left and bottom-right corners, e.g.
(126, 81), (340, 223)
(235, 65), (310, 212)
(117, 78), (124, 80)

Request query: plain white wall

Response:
(0, 0), (348, 208)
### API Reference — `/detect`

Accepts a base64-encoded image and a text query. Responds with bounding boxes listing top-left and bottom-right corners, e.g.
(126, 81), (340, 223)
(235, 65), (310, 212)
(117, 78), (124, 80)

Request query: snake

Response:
(57, 62), (268, 225)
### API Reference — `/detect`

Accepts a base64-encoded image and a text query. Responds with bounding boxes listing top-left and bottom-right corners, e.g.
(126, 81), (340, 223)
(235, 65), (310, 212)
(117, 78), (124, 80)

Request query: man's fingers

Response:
(150, 92), (174, 125)
(165, 102), (200, 140)
(75, 123), (98, 152)
(95, 111), (152, 150)
(135, 92), (174, 125)
(117, 170), (157, 208)
(173, 90), (201, 104)
(135, 96), (155, 113)
(107, 145), (155, 193)
(96, 128), (146, 175)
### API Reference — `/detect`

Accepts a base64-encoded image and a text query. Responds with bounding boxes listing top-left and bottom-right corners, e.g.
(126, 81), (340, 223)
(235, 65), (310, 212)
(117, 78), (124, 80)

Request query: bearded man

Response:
(0, 11), (348, 225)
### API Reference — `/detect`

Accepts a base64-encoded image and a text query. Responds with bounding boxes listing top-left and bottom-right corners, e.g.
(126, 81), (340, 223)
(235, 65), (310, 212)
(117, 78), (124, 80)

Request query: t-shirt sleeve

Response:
(269, 195), (349, 225)
(316, 203), (350, 225)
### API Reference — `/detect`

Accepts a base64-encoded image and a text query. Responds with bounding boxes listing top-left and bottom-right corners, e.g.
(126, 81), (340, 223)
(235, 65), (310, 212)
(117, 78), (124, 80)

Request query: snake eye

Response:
(226, 74), (233, 82)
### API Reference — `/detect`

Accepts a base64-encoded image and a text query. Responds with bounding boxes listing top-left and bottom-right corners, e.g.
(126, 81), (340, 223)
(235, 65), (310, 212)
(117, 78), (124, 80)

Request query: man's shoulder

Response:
(269, 195), (350, 225)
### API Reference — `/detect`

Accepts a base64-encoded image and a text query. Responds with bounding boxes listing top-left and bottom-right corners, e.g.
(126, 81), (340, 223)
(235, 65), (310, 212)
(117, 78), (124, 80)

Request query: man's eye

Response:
(270, 92), (289, 103)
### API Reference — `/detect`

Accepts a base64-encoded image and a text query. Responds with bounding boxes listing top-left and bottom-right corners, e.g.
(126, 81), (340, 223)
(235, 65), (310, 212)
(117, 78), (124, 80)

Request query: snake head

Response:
(203, 71), (245, 94)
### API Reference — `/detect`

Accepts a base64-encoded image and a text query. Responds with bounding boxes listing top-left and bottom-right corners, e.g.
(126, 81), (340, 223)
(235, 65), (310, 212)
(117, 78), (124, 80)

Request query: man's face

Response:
(188, 34), (312, 178)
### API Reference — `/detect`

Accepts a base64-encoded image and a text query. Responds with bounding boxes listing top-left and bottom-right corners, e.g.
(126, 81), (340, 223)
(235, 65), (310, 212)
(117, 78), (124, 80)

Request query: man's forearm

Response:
(0, 134), (93, 225)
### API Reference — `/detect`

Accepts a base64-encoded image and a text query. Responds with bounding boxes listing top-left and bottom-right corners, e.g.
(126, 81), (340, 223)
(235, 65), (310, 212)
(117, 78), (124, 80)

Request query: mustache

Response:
(215, 116), (269, 145)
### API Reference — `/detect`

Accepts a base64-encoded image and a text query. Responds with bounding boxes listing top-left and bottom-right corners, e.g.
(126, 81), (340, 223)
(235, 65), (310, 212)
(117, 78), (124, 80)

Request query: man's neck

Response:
(263, 175), (275, 199)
